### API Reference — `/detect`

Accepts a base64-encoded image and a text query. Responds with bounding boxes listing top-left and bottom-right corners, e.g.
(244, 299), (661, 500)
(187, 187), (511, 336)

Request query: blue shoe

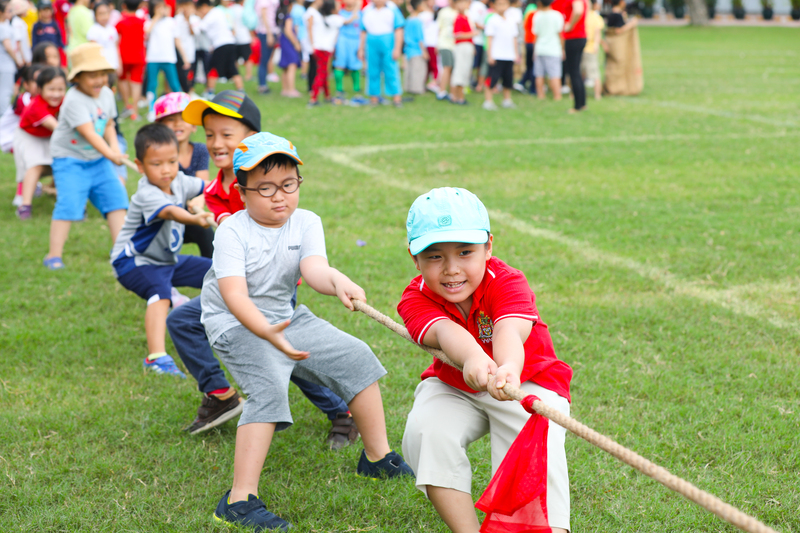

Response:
(42, 256), (64, 270)
(143, 354), (186, 378)
(349, 95), (369, 106)
(214, 492), (291, 532)
(356, 450), (414, 479)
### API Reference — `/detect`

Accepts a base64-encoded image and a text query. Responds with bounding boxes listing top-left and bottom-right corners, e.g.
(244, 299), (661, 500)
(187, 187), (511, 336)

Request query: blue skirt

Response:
(279, 31), (301, 68)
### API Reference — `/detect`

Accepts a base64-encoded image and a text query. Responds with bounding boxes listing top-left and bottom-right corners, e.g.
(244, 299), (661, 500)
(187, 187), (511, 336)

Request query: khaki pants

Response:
(404, 55), (428, 94)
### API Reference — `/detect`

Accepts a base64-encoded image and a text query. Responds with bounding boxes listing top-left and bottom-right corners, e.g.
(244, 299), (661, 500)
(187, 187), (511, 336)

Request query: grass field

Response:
(1, 27), (799, 533)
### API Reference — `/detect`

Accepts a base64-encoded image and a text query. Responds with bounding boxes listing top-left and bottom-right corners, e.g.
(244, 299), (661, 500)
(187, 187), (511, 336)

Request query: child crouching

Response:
(110, 123), (213, 377)
(203, 132), (413, 531)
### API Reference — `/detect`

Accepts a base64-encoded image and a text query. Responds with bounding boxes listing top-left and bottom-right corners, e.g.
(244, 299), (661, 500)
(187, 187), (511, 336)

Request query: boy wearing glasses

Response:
(202, 132), (413, 531)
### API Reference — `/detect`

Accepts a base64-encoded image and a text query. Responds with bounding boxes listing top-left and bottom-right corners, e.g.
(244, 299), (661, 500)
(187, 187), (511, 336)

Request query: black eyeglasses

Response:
(239, 176), (303, 198)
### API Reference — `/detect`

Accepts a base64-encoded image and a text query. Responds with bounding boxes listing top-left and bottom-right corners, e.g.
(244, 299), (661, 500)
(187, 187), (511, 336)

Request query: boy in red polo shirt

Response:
(398, 187), (573, 533)
(116, 0), (146, 120)
(181, 90), (258, 225)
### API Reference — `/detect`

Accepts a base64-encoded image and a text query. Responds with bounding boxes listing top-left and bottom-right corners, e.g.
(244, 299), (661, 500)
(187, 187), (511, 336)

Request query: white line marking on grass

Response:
(323, 130), (799, 156)
(319, 149), (800, 335)
(633, 99), (799, 128)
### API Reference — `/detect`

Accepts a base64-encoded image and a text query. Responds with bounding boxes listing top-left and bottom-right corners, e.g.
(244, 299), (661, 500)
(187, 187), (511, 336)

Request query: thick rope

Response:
(352, 299), (779, 533)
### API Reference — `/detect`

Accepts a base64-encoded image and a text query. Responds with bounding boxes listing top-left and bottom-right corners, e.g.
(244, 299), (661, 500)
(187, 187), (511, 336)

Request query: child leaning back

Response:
(110, 122), (213, 377)
(202, 132), (414, 530)
(397, 187), (574, 532)
(44, 43), (130, 270)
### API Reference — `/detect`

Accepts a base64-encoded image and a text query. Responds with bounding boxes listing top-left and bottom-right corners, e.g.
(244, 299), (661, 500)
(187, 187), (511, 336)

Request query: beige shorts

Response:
(581, 51), (600, 81)
(13, 128), (52, 183)
(402, 377), (571, 531)
(451, 42), (475, 88)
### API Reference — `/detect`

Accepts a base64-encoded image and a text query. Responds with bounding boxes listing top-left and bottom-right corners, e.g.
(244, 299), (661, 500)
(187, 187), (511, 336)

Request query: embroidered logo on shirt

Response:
(477, 311), (493, 344)
(288, 245), (301, 250)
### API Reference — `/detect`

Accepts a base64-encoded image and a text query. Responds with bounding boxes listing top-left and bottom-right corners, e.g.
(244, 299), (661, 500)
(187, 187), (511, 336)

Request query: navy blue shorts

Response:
(116, 255), (211, 305)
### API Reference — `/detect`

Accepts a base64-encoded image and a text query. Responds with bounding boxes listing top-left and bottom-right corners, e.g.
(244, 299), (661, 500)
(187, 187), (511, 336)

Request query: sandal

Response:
(326, 412), (359, 450)
(43, 256), (64, 270)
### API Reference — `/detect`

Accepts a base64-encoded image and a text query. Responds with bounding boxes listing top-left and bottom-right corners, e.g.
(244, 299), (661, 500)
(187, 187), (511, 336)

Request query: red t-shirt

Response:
(13, 92), (32, 116)
(453, 13), (472, 44)
(54, 0), (70, 45)
(205, 169), (245, 224)
(116, 13), (146, 65)
(524, 10), (536, 44)
(552, 0), (587, 40)
(19, 95), (61, 138)
(397, 257), (573, 401)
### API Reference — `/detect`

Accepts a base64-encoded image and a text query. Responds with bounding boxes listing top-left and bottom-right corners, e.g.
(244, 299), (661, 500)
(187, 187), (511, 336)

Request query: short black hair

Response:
(31, 42), (57, 64)
(93, 1), (109, 14)
(19, 63), (44, 84)
(123, 0), (139, 10)
(410, 0), (423, 9)
(176, 0), (193, 5)
(236, 154), (299, 187)
(36, 66), (66, 88)
(539, 0), (552, 6)
(134, 123), (179, 161)
(196, 0), (212, 7)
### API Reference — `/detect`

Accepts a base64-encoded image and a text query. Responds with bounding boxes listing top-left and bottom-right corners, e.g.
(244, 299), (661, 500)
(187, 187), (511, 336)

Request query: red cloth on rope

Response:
(475, 395), (551, 533)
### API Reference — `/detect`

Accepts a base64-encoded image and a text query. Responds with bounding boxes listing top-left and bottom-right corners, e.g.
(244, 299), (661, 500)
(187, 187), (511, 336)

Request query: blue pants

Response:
(256, 33), (276, 88)
(166, 295), (349, 420)
(366, 33), (401, 97)
(145, 62), (182, 110)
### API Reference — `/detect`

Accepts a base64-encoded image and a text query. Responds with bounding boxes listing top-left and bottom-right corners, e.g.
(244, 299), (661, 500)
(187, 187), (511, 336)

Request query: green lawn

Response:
(1, 27), (798, 532)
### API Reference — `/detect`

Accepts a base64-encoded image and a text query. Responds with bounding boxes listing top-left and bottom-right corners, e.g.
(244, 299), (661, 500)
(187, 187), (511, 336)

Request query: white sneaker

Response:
(512, 82), (525, 92)
(146, 110), (156, 122)
(138, 99), (148, 109)
(561, 86), (571, 95)
(267, 73), (280, 83)
(171, 287), (191, 308)
(584, 79), (595, 88)
(12, 194), (23, 207)
(482, 100), (498, 111)
(501, 99), (516, 109)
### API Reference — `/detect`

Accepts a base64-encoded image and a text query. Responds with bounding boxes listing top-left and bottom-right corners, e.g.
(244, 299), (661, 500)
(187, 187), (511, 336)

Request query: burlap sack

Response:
(603, 26), (644, 96)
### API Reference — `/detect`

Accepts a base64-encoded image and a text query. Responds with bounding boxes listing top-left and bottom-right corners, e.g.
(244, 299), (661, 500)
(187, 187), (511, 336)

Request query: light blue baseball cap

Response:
(407, 187), (491, 255)
(233, 132), (303, 175)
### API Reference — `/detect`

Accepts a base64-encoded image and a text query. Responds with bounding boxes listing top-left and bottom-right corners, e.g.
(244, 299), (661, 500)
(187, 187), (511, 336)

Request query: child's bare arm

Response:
(218, 276), (310, 359)
(487, 318), (530, 401)
(75, 122), (125, 165)
(358, 30), (366, 60)
(423, 320), (498, 392)
(299, 255), (365, 311)
(486, 35), (495, 64)
(40, 116), (58, 131)
(104, 118), (120, 153)
(157, 205), (213, 227)
(392, 27), (403, 60)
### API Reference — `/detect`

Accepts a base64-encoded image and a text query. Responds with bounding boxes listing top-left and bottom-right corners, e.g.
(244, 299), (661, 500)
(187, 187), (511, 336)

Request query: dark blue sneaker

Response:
(356, 450), (414, 479)
(213, 492), (291, 532)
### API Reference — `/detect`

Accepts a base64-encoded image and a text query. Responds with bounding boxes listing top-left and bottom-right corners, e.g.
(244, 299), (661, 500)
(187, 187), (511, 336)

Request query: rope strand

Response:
(351, 299), (779, 533)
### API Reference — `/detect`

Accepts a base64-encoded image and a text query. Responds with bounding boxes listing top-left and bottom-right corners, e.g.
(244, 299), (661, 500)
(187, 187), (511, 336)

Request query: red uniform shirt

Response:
(552, 0), (587, 40)
(19, 95), (61, 137)
(204, 169), (245, 224)
(116, 13), (146, 65)
(524, 10), (536, 44)
(453, 13), (472, 44)
(397, 257), (572, 401)
(54, 0), (70, 45)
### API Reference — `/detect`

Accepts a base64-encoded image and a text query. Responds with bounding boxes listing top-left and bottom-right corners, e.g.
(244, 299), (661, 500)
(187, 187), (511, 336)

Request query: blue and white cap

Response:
(406, 187), (491, 255)
(233, 132), (303, 175)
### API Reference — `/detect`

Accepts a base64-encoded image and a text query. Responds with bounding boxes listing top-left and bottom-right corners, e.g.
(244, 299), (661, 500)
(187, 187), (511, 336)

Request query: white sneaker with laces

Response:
(501, 99), (516, 109)
(482, 100), (498, 111)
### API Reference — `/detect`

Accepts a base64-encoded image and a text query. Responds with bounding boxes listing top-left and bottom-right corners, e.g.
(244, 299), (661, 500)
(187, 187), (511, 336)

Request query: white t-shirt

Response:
(175, 13), (200, 64)
(227, 4), (253, 44)
(533, 9), (564, 58)
(467, 1), (487, 45)
(200, 7), (235, 49)
(200, 208), (328, 345)
(418, 10), (438, 48)
(86, 23), (120, 69)
(146, 17), (177, 63)
(11, 17), (31, 64)
(484, 12), (518, 61)
(436, 6), (456, 50)
(361, 3), (403, 36)
(311, 13), (343, 52)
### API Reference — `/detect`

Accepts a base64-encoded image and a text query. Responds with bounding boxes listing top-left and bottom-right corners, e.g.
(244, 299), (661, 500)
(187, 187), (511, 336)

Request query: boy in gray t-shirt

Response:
(111, 123), (213, 377)
(202, 132), (413, 532)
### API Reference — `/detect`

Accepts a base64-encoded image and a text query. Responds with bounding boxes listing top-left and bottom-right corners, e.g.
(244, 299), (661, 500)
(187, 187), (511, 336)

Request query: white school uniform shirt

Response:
(11, 17), (31, 64)
(467, 0), (487, 45)
(227, 3), (253, 44)
(311, 14), (343, 52)
(146, 17), (178, 63)
(200, 7), (236, 49)
(174, 13), (200, 64)
(361, 3), (403, 36)
(419, 10), (438, 48)
(484, 12), (518, 61)
(86, 23), (120, 69)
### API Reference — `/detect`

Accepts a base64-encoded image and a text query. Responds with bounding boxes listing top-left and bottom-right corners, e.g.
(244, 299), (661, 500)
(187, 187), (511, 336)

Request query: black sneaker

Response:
(356, 450), (414, 479)
(214, 491), (291, 532)
(326, 412), (359, 450)
(184, 391), (244, 435)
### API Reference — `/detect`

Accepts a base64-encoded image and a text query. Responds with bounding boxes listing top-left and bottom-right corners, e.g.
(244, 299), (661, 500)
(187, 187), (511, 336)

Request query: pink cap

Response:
(154, 92), (191, 121)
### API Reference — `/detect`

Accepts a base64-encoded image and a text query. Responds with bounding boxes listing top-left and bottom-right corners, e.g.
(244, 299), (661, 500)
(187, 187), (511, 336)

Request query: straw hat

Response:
(68, 43), (113, 82)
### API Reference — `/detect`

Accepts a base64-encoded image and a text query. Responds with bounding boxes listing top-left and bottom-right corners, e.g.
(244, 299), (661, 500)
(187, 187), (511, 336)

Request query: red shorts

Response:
(120, 63), (144, 83)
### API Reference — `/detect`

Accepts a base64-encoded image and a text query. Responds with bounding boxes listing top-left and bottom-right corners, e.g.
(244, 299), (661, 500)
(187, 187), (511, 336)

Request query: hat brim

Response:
(182, 99), (244, 127)
(67, 60), (114, 81)
(408, 229), (489, 255)
(235, 150), (304, 175)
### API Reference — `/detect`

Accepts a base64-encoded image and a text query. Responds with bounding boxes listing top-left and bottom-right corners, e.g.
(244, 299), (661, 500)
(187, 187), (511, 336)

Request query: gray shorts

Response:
(212, 305), (387, 429)
(439, 48), (454, 68)
(534, 54), (562, 79)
